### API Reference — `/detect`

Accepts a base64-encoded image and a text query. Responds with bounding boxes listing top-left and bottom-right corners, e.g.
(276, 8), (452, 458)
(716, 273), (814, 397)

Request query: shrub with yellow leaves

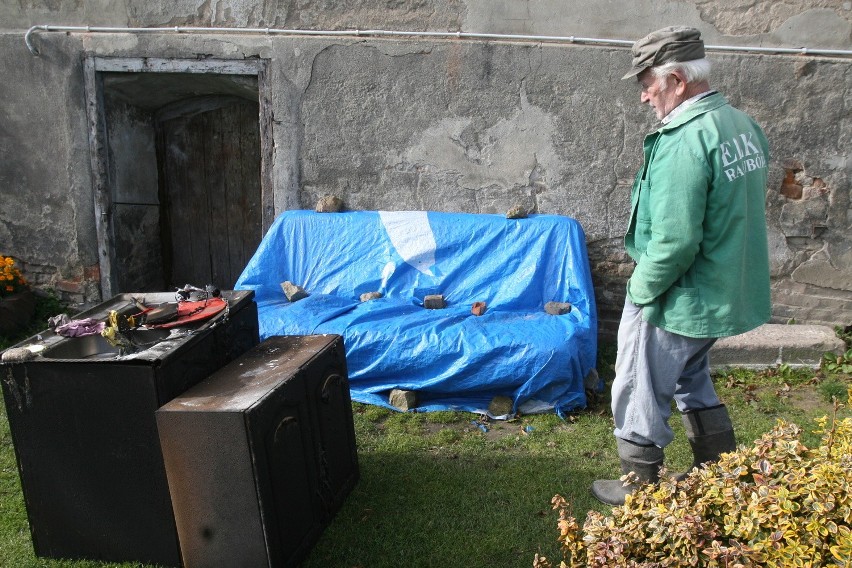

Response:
(536, 408), (852, 568)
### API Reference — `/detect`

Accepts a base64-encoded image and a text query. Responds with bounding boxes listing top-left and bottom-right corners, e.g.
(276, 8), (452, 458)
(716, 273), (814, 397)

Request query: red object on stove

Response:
(148, 298), (227, 328)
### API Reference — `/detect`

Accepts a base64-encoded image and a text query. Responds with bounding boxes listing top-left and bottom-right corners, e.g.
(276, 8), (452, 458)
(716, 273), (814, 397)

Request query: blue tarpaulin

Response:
(235, 210), (597, 416)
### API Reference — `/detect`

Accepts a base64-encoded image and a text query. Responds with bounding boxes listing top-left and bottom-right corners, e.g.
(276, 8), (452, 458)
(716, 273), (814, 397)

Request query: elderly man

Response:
(591, 26), (772, 506)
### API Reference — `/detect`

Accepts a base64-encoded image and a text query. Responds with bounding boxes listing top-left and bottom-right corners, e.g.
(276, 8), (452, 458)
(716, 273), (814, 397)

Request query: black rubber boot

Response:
(591, 438), (663, 506)
(675, 404), (736, 481)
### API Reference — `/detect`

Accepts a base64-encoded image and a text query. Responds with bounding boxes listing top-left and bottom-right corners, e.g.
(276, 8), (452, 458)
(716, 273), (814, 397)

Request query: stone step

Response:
(710, 323), (846, 370)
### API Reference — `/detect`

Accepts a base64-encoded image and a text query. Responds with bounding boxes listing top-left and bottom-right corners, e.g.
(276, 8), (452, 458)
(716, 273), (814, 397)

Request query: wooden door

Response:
(157, 96), (261, 290)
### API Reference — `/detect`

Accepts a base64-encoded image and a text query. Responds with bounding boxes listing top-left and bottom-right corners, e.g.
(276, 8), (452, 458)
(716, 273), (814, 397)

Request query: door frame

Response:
(83, 56), (273, 299)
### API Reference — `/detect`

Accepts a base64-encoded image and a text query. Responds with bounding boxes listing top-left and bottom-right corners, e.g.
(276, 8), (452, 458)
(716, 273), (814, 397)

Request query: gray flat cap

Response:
(622, 26), (705, 80)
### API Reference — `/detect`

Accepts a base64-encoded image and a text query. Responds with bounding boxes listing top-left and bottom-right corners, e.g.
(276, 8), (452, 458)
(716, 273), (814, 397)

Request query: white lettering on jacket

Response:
(720, 132), (767, 182)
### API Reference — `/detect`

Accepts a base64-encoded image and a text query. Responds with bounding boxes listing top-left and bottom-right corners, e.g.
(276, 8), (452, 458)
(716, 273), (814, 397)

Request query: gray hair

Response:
(652, 58), (712, 83)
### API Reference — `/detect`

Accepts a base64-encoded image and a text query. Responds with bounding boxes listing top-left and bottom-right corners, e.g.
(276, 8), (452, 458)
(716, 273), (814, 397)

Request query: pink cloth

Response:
(54, 317), (106, 338)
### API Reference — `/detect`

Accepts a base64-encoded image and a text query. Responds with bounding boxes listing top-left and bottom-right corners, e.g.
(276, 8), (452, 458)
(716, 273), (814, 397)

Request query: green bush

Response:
(823, 350), (852, 376)
(535, 410), (852, 567)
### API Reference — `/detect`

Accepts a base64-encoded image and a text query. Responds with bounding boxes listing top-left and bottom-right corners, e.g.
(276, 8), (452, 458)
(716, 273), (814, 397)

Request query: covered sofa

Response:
(235, 209), (597, 416)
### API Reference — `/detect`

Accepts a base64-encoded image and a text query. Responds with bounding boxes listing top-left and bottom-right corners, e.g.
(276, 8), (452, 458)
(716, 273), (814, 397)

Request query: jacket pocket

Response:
(659, 285), (706, 336)
(634, 218), (652, 252)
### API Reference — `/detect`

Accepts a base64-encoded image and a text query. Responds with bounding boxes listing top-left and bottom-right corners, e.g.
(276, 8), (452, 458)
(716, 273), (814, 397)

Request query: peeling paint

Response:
(398, 86), (560, 193)
(695, 1), (850, 36)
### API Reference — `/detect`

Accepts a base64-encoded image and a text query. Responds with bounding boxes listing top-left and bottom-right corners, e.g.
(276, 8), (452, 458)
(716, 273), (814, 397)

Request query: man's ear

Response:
(671, 70), (688, 96)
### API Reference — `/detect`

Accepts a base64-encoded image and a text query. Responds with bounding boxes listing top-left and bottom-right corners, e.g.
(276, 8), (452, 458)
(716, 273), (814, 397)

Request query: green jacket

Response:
(625, 92), (771, 338)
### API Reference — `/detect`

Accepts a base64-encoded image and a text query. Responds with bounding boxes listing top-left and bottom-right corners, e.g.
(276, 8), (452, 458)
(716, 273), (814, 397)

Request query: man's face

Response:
(637, 70), (679, 120)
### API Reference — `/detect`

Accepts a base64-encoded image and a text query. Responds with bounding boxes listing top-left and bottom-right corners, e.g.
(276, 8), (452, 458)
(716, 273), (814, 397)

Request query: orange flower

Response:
(0, 256), (29, 297)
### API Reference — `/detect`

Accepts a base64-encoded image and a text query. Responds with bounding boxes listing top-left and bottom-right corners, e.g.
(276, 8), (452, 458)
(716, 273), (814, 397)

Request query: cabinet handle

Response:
(321, 373), (342, 403)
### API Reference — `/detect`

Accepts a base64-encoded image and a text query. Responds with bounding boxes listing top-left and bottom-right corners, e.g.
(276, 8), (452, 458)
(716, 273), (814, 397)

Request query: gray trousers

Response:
(611, 297), (720, 448)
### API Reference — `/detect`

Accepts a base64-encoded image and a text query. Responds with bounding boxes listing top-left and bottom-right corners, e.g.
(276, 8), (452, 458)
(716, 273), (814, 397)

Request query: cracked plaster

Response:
(398, 86), (560, 199)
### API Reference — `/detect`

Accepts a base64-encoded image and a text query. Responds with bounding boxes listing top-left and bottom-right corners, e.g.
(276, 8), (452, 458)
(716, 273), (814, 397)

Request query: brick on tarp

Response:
(424, 294), (445, 309)
(544, 301), (572, 315)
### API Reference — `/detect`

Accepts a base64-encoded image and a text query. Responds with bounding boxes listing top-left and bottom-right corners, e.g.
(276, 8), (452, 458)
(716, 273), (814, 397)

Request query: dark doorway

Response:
(85, 58), (272, 298)
(157, 96), (262, 289)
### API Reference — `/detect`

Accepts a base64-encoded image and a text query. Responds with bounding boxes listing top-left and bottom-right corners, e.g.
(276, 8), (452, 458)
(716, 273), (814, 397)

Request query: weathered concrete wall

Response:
(0, 33), (101, 301)
(1, 1), (850, 337)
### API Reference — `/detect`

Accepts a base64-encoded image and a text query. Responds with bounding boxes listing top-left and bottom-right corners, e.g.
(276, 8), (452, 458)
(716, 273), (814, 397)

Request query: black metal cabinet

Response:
(0, 290), (259, 566)
(156, 335), (359, 568)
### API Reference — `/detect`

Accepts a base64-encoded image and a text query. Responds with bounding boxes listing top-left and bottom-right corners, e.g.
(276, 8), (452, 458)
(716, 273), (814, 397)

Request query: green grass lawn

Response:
(2, 308), (850, 567)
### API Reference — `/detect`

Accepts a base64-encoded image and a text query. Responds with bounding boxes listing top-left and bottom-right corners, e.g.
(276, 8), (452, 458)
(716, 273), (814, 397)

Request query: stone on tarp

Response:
(544, 301), (572, 315)
(360, 291), (383, 302)
(315, 195), (344, 213)
(488, 395), (514, 417)
(424, 294), (446, 309)
(280, 281), (309, 302)
(471, 301), (486, 316)
(506, 204), (529, 219)
(389, 389), (417, 411)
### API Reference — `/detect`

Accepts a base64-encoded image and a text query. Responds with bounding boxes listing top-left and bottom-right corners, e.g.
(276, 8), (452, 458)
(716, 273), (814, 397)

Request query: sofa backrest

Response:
(236, 210), (595, 316)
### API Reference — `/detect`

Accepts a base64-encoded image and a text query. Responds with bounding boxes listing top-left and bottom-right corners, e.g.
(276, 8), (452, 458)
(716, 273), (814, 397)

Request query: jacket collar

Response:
(657, 91), (728, 132)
